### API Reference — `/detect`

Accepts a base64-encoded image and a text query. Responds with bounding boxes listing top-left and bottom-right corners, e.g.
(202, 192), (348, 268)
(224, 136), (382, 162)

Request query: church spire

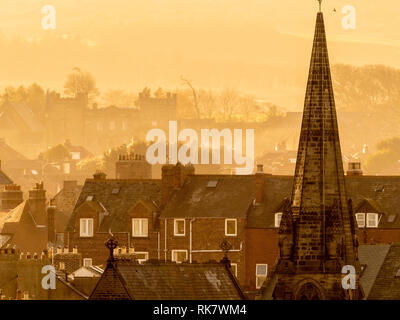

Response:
(272, 10), (362, 300)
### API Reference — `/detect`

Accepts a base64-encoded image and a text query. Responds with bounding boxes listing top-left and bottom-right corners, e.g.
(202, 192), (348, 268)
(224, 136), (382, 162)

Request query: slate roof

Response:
(66, 178), (162, 232)
(358, 244), (390, 299)
(90, 260), (245, 300)
(161, 175), (255, 218)
(0, 139), (27, 162)
(0, 168), (13, 185)
(247, 175), (400, 229)
(367, 243), (400, 300)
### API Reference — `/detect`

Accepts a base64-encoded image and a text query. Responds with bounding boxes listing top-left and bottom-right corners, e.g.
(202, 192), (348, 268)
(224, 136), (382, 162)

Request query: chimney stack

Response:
(115, 153), (152, 179)
(346, 162), (363, 176)
(28, 182), (47, 225)
(93, 171), (107, 181)
(255, 164), (265, 204)
(47, 206), (56, 243)
(0, 184), (23, 211)
(161, 163), (194, 207)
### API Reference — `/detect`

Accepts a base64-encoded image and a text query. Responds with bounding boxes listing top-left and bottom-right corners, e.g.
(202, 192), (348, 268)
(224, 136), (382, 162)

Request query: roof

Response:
(247, 175), (400, 229)
(358, 244), (391, 298)
(161, 175), (255, 218)
(366, 243), (400, 300)
(0, 168), (13, 185)
(66, 179), (162, 232)
(0, 101), (44, 133)
(90, 260), (245, 300)
(0, 139), (27, 162)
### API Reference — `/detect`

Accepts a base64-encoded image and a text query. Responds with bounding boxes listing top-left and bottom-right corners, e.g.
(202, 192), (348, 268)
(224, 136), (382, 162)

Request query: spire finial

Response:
(318, 0), (322, 12)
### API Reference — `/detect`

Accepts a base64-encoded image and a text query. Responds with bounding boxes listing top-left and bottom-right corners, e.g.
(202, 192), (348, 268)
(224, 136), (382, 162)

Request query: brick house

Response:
(64, 171), (162, 266)
(0, 182), (48, 253)
(159, 165), (254, 287)
(63, 159), (400, 296)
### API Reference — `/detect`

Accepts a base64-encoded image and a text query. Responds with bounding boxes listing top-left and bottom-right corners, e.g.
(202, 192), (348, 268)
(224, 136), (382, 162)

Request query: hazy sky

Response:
(0, 0), (399, 109)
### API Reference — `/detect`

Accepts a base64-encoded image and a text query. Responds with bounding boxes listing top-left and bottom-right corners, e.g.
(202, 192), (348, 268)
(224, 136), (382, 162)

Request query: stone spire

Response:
(272, 11), (362, 300)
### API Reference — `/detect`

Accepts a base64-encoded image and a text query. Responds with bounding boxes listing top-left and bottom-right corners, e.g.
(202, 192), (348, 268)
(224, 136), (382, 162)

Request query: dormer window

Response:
(355, 213), (365, 228)
(366, 213), (379, 228)
(356, 213), (379, 228)
(275, 213), (283, 228)
(80, 218), (94, 237)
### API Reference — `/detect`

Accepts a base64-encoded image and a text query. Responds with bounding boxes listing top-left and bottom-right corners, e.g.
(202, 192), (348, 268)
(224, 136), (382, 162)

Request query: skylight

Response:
(207, 180), (218, 188)
(86, 195), (94, 201)
(111, 188), (120, 195)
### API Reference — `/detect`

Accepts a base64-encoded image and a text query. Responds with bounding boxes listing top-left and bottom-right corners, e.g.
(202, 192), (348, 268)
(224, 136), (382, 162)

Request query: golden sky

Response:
(0, 0), (399, 109)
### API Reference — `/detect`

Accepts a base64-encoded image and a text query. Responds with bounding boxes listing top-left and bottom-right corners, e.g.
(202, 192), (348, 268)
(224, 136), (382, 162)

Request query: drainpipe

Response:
(157, 231), (160, 260)
(164, 219), (167, 261)
(189, 218), (196, 263)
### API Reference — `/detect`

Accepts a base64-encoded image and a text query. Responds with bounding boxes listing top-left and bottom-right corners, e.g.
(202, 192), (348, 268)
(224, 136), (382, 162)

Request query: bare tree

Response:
(181, 76), (201, 118)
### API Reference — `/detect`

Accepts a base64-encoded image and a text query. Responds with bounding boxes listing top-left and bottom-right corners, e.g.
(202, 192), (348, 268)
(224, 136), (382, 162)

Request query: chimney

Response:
(0, 184), (23, 211)
(115, 153), (152, 179)
(47, 206), (56, 243)
(347, 161), (363, 176)
(255, 164), (265, 204)
(93, 171), (107, 181)
(162, 163), (193, 207)
(28, 182), (47, 225)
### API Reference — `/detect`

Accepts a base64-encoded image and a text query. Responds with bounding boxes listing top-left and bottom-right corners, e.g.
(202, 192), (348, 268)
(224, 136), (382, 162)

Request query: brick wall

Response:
(160, 217), (246, 284)
(245, 228), (279, 291)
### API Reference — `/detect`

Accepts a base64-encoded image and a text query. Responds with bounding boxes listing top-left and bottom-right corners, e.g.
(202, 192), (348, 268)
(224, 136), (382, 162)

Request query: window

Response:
(97, 122), (103, 132)
(355, 213), (365, 228)
(59, 262), (65, 270)
(111, 188), (120, 195)
(172, 250), (187, 263)
(256, 264), (268, 289)
(230, 263), (238, 277)
(225, 219), (237, 236)
(122, 121), (127, 131)
(275, 212), (283, 228)
(109, 121), (116, 130)
(132, 218), (148, 237)
(367, 213), (379, 228)
(83, 258), (93, 267)
(71, 152), (81, 160)
(135, 252), (149, 264)
(174, 219), (185, 236)
(80, 218), (94, 237)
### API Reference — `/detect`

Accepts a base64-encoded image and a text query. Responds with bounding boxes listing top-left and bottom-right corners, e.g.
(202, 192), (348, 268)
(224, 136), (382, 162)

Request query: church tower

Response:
(272, 5), (363, 300)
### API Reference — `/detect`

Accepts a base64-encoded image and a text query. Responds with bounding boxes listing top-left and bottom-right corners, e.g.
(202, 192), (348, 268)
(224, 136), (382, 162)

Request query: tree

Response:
(1, 84), (46, 118)
(365, 137), (400, 174)
(64, 68), (99, 102)
(181, 77), (200, 118)
(219, 89), (240, 121)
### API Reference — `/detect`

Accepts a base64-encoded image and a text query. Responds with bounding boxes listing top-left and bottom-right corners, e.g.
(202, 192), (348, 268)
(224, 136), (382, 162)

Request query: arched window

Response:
(296, 282), (323, 300)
